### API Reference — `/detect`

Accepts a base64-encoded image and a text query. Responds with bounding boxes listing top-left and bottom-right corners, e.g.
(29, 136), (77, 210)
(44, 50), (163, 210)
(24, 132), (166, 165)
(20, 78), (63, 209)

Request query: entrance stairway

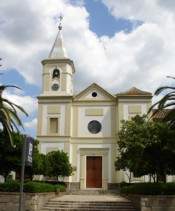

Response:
(41, 194), (136, 211)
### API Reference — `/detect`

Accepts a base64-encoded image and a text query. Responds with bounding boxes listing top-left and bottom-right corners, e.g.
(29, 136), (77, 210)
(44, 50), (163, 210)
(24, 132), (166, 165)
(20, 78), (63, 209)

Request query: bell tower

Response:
(41, 16), (75, 96)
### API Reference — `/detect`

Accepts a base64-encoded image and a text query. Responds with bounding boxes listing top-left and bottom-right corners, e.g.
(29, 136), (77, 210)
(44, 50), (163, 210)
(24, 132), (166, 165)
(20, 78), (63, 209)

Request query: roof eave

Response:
(41, 58), (75, 73)
(116, 94), (152, 98)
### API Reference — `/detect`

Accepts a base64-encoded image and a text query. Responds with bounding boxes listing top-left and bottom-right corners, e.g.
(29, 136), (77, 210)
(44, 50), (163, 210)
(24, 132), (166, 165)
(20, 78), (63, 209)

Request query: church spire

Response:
(48, 16), (68, 59)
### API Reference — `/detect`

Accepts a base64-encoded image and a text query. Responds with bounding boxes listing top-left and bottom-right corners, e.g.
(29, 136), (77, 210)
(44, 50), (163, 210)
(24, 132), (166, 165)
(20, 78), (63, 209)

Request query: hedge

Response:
(0, 180), (65, 193)
(0, 180), (19, 192)
(121, 183), (175, 195)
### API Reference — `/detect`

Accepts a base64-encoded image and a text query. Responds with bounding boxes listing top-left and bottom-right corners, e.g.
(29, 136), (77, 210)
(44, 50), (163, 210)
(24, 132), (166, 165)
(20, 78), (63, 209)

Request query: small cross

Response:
(58, 15), (63, 31)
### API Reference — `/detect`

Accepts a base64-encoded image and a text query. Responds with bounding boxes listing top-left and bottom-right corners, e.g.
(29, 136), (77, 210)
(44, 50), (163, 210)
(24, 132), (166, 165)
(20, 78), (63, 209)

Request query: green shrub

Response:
(45, 150), (73, 178)
(54, 184), (65, 192)
(0, 181), (66, 193)
(121, 183), (175, 195)
(120, 182), (132, 188)
(163, 183), (175, 195)
(0, 180), (20, 192)
(24, 181), (66, 193)
(24, 182), (55, 192)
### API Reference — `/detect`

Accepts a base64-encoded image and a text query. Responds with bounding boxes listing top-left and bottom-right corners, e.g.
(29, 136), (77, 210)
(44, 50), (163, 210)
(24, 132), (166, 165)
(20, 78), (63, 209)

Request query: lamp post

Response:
(18, 136), (34, 211)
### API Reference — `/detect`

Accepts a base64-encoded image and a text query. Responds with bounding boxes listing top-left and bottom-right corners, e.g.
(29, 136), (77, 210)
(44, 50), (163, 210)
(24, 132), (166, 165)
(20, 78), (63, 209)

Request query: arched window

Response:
(52, 68), (60, 79)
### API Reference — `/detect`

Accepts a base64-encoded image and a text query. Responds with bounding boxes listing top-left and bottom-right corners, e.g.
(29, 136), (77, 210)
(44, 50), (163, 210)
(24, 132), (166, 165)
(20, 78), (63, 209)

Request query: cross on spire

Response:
(58, 15), (63, 31)
(48, 15), (67, 59)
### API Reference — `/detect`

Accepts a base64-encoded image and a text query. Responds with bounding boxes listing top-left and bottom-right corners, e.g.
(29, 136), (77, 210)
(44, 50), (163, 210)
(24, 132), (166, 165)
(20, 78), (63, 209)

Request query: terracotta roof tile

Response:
(116, 87), (152, 96)
(152, 109), (171, 120)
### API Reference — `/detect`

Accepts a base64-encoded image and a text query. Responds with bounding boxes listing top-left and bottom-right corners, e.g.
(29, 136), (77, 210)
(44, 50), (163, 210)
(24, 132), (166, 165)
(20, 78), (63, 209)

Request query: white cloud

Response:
(101, 0), (172, 23)
(3, 91), (37, 115)
(0, 0), (175, 96)
(24, 118), (37, 129)
(98, 0), (175, 91)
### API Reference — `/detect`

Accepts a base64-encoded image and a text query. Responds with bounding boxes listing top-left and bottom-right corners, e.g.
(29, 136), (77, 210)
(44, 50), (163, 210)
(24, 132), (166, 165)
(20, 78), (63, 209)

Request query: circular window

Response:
(92, 92), (97, 97)
(88, 120), (102, 134)
(52, 83), (59, 91)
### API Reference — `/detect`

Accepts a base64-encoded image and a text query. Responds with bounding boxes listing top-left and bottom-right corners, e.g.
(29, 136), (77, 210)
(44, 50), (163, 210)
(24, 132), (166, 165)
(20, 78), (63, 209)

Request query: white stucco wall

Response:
(77, 106), (111, 137)
(123, 103), (147, 120)
(41, 104), (66, 136)
(40, 142), (64, 154)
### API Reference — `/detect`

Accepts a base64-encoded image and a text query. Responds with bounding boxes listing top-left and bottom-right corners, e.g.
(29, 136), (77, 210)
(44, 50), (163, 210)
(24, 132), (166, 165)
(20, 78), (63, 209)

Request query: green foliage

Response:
(45, 150), (73, 178)
(116, 115), (175, 182)
(0, 132), (45, 180)
(0, 132), (22, 179)
(32, 152), (46, 175)
(121, 183), (175, 195)
(0, 132), (72, 180)
(0, 85), (28, 146)
(57, 184), (66, 192)
(0, 181), (65, 193)
(24, 181), (65, 193)
(30, 139), (46, 176)
(149, 76), (175, 128)
(0, 180), (20, 192)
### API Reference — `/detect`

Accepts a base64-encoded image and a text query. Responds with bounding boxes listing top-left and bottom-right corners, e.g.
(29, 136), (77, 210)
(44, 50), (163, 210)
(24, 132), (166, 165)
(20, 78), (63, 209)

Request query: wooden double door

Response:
(86, 156), (102, 188)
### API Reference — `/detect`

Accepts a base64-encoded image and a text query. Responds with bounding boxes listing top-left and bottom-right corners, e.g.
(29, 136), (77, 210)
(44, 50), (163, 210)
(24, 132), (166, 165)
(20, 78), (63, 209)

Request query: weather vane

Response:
(58, 15), (63, 31)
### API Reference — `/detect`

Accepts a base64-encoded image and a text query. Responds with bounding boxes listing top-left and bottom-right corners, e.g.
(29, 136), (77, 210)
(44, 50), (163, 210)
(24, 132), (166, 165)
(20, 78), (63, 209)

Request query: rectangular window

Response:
(49, 118), (58, 134)
(128, 105), (142, 120)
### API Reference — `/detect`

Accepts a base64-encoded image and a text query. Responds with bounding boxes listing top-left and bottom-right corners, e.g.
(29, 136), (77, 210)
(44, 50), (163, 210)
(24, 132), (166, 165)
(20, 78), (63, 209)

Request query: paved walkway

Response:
(52, 194), (130, 202)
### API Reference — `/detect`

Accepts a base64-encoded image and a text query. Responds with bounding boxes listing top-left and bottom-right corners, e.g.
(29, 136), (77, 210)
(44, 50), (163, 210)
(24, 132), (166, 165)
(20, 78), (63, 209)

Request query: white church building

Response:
(37, 25), (153, 190)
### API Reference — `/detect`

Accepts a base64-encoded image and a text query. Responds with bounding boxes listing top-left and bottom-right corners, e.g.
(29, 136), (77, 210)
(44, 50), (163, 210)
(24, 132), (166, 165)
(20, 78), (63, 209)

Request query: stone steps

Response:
(67, 190), (119, 195)
(41, 200), (136, 211)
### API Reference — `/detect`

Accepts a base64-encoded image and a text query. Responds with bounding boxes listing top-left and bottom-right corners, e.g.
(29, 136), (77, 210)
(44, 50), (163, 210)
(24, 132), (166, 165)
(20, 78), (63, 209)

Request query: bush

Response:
(0, 180), (20, 192)
(121, 183), (175, 195)
(120, 182), (132, 188)
(46, 150), (73, 178)
(24, 182), (55, 192)
(0, 181), (66, 193)
(54, 184), (65, 192)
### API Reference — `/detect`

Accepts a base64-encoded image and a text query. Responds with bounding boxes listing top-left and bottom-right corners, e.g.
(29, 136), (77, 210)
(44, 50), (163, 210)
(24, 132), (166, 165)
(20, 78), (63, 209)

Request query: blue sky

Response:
(0, 0), (175, 138)
(84, 0), (134, 36)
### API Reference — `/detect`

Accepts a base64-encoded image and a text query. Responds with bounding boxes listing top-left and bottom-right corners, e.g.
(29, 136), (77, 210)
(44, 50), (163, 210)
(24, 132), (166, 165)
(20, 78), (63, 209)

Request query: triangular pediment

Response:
(74, 83), (115, 102)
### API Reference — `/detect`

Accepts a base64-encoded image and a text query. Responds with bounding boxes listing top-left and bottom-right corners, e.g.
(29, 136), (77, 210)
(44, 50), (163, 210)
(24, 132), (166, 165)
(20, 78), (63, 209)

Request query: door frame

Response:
(85, 155), (103, 189)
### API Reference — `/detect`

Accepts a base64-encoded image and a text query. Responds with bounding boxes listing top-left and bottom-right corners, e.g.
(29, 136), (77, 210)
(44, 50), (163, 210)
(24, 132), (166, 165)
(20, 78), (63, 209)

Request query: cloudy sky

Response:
(0, 0), (175, 137)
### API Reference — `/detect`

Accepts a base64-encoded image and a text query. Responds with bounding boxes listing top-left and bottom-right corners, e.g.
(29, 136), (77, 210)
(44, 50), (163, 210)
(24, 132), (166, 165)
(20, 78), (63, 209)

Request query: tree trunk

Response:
(157, 173), (166, 183)
(151, 174), (157, 183)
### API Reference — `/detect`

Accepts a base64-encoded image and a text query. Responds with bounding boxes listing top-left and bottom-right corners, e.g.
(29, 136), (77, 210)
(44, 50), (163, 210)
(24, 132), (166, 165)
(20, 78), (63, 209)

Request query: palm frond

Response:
(158, 102), (175, 109)
(155, 86), (175, 95)
(148, 76), (175, 128)
(8, 108), (24, 128)
(0, 85), (21, 90)
(167, 76), (175, 80)
(0, 85), (28, 146)
(1, 98), (28, 116)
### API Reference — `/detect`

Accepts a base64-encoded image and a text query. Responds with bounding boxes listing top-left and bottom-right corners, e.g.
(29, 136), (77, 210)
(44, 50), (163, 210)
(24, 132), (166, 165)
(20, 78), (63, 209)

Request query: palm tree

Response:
(149, 76), (175, 128)
(0, 85), (28, 147)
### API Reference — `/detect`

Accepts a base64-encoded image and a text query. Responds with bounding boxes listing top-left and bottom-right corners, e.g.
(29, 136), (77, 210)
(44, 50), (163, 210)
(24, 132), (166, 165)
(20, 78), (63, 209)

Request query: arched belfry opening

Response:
(52, 68), (60, 79)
